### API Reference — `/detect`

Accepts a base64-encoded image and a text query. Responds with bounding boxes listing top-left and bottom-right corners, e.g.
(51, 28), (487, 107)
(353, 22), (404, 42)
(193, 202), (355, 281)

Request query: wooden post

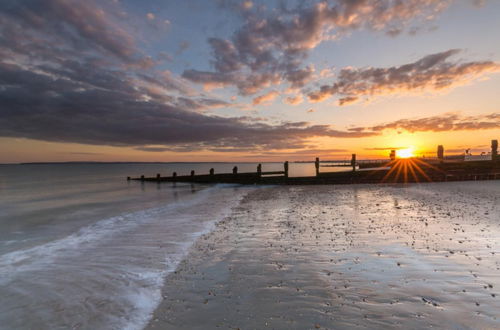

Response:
(156, 173), (161, 180)
(172, 172), (177, 180)
(127, 176), (131, 181)
(284, 161), (289, 178)
(140, 175), (145, 181)
(315, 157), (320, 176)
(257, 163), (262, 177)
(210, 168), (214, 176)
(233, 166), (238, 175)
(390, 150), (396, 161)
(191, 170), (195, 177)
(492, 140), (498, 160)
(351, 154), (356, 172)
(437, 145), (444, 163)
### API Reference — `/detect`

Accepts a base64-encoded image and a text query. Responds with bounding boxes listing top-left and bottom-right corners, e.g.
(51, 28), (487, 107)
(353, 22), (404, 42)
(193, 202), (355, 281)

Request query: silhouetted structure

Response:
(130, 139), (500, 185)
(437, 145), (444, 162)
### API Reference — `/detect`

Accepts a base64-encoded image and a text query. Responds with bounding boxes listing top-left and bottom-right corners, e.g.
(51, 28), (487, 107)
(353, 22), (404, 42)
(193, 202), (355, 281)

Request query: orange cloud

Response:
(252, 90), (279, 105)
(352, 112), (500, 133)
(284, 95), (303, 105)
(308, 49), (500, 105)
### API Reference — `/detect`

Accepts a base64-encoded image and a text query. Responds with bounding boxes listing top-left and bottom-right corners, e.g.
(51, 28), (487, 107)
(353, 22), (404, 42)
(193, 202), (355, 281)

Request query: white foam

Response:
(0, 185), (224, 278)
(0, 184), (253, 330)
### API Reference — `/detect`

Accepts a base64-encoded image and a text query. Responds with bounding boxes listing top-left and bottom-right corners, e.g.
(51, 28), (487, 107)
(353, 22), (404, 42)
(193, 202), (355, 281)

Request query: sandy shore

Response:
(146, 181), (500, 329)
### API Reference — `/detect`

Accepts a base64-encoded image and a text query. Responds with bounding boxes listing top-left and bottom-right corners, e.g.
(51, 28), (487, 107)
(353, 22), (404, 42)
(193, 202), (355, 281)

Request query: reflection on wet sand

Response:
(147, 181), (500, 329)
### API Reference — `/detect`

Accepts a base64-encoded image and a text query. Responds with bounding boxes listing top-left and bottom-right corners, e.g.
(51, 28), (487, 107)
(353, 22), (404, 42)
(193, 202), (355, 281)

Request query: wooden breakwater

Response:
(128, 156), (500, 185)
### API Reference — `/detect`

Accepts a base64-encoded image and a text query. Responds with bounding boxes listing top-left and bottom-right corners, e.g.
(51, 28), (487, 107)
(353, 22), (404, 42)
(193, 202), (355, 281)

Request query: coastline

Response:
(146, 181), (500, 329)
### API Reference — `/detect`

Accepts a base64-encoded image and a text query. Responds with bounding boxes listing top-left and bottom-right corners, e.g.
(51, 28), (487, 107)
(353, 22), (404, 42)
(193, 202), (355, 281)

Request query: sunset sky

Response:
(1, 0), (499, 163)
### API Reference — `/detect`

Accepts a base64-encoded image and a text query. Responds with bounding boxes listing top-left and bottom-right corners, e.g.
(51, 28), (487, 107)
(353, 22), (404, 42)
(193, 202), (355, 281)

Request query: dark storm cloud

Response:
(184, 0), (465, 95)
(308, 49), (500, 104)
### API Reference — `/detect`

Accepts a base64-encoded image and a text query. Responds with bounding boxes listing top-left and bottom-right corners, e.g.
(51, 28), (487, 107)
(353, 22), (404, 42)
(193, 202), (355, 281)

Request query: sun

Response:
(397, 147), (415, 159)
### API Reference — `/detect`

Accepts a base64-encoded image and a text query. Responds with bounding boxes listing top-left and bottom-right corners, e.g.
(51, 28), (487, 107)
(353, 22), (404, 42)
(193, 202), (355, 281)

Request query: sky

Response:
(0, 0), (499, 163)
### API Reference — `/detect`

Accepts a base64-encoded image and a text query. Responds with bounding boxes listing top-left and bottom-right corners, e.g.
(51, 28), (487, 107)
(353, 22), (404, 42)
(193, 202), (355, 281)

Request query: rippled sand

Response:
(147, 181), (500, 329)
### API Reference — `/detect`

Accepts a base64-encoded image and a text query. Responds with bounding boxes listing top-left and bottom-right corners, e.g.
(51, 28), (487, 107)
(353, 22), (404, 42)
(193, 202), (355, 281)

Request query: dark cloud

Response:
(308, 49), (500, 104)
(184, 0), (467, 95)
(0, 60), (376, 152)
(0, 0), (140, 63)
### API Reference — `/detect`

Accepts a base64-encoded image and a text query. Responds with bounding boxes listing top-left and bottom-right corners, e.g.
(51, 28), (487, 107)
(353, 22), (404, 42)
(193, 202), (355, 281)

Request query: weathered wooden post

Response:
(140, 175), (145, 181)
(172, 172), (177, 180)
(233, 166), (238, 175)
(315, 157), (320, 176)
(257, 163), (262, 177)
(437, 145), (444, 163)
(351, 154), (356, 172)
(209, 168), (214, 176)
(156, 173), (161, 181)
(390, 150), (396, 161)
(492, 140), (498, 159)
(284, 161), (289, 178)
(127, 176), (131, 181)
(191, 170), (195, 177)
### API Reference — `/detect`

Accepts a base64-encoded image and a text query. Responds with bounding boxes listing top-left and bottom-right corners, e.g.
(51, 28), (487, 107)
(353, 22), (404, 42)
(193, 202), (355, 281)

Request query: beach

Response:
(1, 164), (499, 329)
(146, 181), (500, 330)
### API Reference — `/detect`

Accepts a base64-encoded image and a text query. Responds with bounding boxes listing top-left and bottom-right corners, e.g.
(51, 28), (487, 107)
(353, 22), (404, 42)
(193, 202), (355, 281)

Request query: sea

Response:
(0, 162), (330, 329)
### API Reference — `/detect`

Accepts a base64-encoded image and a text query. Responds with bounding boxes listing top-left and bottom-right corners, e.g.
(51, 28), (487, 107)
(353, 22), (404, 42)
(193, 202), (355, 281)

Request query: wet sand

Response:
(146, 181), (500, 329)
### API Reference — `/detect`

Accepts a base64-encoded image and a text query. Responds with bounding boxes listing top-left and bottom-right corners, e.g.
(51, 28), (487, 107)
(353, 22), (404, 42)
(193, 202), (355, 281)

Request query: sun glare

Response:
(397, 147), (415, 159)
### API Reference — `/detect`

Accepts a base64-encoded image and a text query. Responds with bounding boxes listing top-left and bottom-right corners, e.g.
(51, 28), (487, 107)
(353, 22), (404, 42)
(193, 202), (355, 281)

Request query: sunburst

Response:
(379, 158), (444, 183)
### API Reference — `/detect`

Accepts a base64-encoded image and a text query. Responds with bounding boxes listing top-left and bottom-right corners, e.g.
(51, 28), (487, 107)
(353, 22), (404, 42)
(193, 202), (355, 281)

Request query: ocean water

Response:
(0, 163), (268, 330)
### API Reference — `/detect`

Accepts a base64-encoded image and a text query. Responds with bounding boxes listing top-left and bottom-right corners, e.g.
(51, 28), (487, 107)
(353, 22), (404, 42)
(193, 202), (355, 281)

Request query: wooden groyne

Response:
(128, 156), (500, 186)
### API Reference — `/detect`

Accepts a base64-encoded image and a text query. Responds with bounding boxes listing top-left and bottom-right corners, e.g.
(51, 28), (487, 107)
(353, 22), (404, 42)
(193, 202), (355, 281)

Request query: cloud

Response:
(176, 41), (190, 55)
(146, 13), (155, 20)
(364, 147), (406, 151)
(284, 95), (304, 105)
(1, 0), (496, 156)
(0, 0), (140, 63)
(175, 97), (232, 111)
(185, 0), (471, 95)
(0, 60), (378, 153)
(352, 112), (500, 133)
(252, 90), (279, 105)
(308, 49), (500, 104)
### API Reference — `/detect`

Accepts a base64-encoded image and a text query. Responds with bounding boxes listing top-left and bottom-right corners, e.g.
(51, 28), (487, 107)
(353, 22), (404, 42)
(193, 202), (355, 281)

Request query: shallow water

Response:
(0, 163), (256, 329)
